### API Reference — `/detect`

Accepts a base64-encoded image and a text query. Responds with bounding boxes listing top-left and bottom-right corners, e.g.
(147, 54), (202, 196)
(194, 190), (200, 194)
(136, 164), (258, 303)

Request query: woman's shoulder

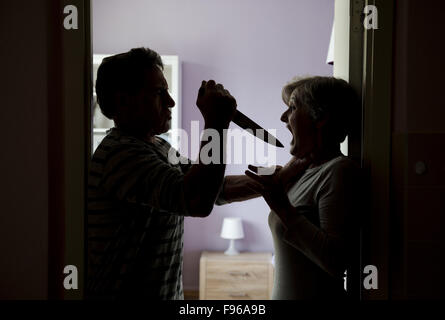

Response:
(318, 156), (362, 191)
(322, 156), (360, 174)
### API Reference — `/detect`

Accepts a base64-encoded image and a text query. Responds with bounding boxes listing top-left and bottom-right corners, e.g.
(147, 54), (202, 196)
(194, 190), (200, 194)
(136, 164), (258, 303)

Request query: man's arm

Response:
(100, 81), (236, 217)
(218, 158), (310, 204)
(217, 175), (262, 203)
(182, 81), (237, 217)
(183, 126), (228, 216)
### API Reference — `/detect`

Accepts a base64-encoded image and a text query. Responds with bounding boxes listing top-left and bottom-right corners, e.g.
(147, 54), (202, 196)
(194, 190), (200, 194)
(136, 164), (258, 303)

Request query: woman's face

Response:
(280, 100), (316, 158)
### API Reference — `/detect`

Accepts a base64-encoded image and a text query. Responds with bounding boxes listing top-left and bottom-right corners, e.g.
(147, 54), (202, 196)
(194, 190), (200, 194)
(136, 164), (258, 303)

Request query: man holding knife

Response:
(87, 47), (274, 300)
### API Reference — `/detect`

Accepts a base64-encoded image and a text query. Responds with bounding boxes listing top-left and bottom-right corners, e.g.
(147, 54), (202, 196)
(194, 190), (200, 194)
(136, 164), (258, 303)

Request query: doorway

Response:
(59, 0), (383, 300)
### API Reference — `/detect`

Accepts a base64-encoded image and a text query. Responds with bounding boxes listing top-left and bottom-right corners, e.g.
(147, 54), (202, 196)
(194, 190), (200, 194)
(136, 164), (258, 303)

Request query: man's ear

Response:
(113, 91), (132, 125)
(114, 91), (130, 110)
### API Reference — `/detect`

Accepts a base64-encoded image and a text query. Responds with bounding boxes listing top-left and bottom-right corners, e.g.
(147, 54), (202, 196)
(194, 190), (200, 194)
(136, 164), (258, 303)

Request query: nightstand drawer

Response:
(206, 288), (269, 300)
(199, 251), (274, 300)
(206, 261), (268, 287)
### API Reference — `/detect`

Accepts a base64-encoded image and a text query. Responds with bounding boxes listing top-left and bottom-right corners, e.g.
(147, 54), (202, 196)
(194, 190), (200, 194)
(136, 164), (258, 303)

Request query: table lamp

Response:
(220, 217), (244, 255)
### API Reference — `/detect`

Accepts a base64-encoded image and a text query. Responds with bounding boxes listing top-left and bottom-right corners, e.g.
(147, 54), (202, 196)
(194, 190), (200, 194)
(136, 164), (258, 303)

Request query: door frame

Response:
(55, 0), (394, 300)
(48, 0), (92, 300)
(336, 0), (395, 300)
(360, 0), (394, 300)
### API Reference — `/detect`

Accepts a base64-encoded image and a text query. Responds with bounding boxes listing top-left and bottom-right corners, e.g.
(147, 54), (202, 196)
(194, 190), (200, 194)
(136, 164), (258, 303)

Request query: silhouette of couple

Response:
(87, 47), (360, 300)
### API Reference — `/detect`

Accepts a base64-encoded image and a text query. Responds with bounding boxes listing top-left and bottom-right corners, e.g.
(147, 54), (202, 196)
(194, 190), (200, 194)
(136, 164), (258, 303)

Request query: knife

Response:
(232, 111), (284, 148)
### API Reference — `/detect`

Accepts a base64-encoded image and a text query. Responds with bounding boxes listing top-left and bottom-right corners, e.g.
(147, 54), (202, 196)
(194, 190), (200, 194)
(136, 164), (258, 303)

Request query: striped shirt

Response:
(86, 127), (195, 300)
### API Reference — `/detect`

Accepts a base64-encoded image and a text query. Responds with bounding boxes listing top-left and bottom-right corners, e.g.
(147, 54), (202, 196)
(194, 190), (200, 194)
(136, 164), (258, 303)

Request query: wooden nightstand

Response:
(199, 251), (274, 300)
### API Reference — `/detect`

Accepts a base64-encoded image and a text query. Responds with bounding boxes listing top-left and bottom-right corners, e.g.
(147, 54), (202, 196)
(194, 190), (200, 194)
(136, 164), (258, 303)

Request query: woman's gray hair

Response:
(282, 76), (359, 144)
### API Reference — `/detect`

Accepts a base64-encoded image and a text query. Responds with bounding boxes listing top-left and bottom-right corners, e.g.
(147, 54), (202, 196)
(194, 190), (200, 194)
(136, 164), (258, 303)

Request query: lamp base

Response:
(224, 239), (239, 255)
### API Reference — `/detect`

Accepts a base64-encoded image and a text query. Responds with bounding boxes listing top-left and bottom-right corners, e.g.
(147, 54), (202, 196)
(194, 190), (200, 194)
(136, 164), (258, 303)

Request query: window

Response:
(92, 54), (181, 151)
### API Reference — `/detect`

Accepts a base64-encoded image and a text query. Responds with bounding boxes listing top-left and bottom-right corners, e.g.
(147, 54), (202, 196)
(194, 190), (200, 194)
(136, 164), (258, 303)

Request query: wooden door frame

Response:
(342, 0), (395, 300)
(48, 0), (92, 300)
(52, 0), (394, 300)
(359, 0), (394, 299)
(345, 0), (365, 300)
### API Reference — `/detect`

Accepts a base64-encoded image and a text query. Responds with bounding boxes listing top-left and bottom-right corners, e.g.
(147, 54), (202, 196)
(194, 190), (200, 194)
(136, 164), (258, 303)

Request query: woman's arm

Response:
(280, 162), (361, 278)
(245, 160), (360, 278)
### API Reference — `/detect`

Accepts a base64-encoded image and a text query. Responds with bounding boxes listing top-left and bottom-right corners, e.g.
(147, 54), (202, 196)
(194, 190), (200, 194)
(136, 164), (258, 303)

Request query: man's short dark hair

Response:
(95, 47), (164, 119)
(282, 76), (360, 144)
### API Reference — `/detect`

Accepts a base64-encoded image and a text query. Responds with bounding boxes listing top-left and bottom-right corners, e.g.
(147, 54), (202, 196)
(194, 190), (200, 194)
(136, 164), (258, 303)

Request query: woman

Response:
(245, 76), (361, 299)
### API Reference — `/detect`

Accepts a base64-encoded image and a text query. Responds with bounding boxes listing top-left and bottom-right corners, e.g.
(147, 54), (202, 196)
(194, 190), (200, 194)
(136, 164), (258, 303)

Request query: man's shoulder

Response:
(98, 129), (158, 154)
(107, 128), (148, 146)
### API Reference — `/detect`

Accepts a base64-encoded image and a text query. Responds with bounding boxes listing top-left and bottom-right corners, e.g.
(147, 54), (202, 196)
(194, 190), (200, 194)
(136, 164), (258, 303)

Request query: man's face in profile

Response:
(128, 66), (175, 136)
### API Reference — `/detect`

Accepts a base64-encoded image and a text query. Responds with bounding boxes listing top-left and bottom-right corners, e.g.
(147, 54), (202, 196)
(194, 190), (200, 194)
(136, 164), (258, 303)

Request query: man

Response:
(87, 47), (241, 300)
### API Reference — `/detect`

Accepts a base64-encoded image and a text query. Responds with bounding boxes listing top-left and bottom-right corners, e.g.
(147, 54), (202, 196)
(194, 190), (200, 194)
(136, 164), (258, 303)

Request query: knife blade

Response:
(232, 111), (284, 148)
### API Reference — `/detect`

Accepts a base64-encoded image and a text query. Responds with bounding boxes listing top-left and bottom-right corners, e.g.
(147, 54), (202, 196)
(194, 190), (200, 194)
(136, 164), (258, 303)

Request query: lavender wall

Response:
(93, 0), (334, 290)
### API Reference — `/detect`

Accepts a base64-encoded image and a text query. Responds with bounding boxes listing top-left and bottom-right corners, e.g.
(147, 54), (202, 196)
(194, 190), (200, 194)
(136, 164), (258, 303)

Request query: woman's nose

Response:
(280, 110), (288, 123)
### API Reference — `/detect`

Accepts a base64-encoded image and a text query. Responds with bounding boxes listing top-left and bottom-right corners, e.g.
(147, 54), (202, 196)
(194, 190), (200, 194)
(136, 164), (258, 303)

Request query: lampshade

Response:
(220, 217), (244, 240)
